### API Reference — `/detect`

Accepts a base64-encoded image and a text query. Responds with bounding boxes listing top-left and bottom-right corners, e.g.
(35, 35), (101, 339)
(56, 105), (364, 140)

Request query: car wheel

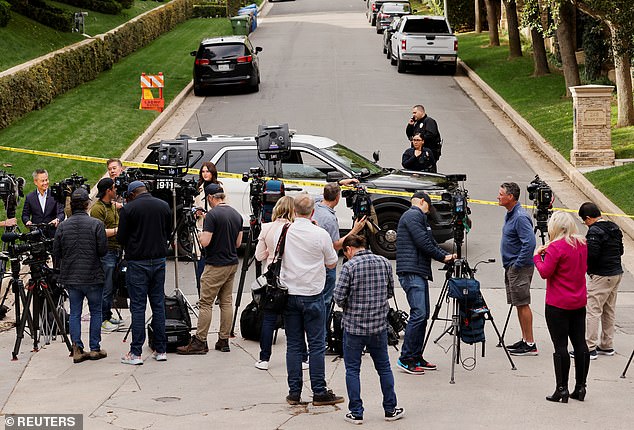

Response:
(386, 45), (392, 60)
(390, 51), (397, 65)
(376, 25), (382, 34)
(382, 42), (387, 54)
(368, 210), (402, 260)
(397, 57), (406, 73)
(371, 17), (376, 26)
(193, 83), (204, 97)
(447, 63), (457, 75)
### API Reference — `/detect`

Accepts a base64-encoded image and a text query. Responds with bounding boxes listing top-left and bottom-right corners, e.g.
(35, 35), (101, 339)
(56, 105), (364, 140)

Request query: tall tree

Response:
(503, 0), (523, 57)
(521, 0), (551, 75)
(573, 0), (634, 127)
(556, 1), (581, 96)
(475, 0), (482, 32)
(484, 0), (500, 45)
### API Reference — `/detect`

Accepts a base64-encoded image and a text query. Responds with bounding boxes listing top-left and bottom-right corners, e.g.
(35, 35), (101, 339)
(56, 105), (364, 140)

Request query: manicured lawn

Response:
(0, 18), (231, 220)
(0, 1), (165, 72)
(458, 32), (634, 216)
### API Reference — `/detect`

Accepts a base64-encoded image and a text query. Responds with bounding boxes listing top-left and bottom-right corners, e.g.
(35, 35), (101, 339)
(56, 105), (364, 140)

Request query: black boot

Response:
(571, 351), (590, 401)
(546, 353), (569, 403)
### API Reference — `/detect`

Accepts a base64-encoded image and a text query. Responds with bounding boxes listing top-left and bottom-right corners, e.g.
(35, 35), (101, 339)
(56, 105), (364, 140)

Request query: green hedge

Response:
(8, 0), (74, 31)
(0, 0), (194, 129)
(192, 3), (226, 18)
(56, 0), (123, 15)
(0, 0), (10, 27)
(447, 0), (476, 33)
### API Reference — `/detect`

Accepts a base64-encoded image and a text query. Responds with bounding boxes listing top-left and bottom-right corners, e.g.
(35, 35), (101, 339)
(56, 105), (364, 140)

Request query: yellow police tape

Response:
(1, 145), (632, 219)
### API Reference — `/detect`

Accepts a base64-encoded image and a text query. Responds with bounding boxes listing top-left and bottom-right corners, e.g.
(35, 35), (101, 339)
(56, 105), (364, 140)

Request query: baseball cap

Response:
(204, 183), (224, 196)
(127, 180), (145, 194)
(71, 188), (90, 202)
(96, 177), (114, 198)
(412, 191), (432, 206)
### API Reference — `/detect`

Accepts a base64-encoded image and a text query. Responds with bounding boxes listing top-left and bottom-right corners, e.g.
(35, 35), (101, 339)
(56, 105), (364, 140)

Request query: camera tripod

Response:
(621, 348), (634, 378)
(169, 205), (204, 295)
(422, 253), (516, 383)
(7, 255), (72, 360)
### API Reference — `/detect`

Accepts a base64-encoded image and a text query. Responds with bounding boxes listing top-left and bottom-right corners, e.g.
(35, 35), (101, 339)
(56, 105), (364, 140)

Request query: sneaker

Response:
(88, 349), (107, 360)
(416, 357), (437, 370)
(176, 337), (207, 355)
(313, 389), (345, 406)
(397, 358), (425, 375)
(302, 361), (309, 371)
(506, 339), (525, 351)
(255, 360), (269, 370)
(286, 394), (308, 405)
(344, 412), (364, 425)
(109, 318), (123, 325)
(589, 349), (598, 360)
(121, 352), (143, 365)
(214, 338), (230, 352)
(509, 342), (538, 356)
(597, 346), (615, 356)
(101, 321), (118, 331)
(152, 351), (167, 361)
(385, 407), (405, 421)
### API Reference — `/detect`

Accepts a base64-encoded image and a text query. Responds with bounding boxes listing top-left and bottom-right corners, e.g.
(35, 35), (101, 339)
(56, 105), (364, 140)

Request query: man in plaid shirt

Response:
(334, 234), (404, 424)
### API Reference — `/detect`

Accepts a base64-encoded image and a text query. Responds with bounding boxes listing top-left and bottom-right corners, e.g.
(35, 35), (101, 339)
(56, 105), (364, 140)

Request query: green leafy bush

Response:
(0, 0), (11, 27)
(56, 0), (123, 15)
(0, 0), (194, 129)
(192, 3), (226, 18)
(7, 0), (74, 31)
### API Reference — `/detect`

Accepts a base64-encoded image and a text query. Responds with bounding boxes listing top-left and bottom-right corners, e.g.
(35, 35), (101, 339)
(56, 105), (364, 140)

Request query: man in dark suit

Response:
(21, 169), (65, 236)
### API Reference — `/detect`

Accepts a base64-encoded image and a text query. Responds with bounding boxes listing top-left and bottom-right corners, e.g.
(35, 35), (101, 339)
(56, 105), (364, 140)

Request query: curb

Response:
(458, 59), (634, 241)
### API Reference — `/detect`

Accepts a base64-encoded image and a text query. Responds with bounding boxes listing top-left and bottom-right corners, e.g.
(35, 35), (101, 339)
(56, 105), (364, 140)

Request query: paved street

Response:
(1, 1), (633, 428)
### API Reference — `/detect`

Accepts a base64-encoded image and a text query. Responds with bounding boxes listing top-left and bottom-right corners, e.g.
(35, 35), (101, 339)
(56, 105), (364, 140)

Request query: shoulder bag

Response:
(260, 223), (291, 313)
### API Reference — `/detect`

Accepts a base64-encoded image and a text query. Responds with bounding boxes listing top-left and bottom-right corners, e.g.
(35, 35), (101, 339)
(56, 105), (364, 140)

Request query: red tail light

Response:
(372, 4), (377, 12)
(237, 55), (252, 63)
(454, 40), (458, 51)
(401, 39), (406, 50)
(195, 59), (210, 65)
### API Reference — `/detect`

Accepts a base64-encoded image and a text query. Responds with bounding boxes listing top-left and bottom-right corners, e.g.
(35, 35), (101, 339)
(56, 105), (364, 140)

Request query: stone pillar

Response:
(569, 85), (615, 167)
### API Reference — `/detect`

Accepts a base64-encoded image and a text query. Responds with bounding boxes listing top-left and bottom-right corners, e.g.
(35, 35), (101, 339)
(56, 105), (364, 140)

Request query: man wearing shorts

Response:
(498, 182), (538, 356)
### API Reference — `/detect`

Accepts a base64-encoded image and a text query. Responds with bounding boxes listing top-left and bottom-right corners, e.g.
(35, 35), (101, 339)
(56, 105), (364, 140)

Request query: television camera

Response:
(342, 182), (372, 220)
(0, 170), (25, 218)
(442, 174), (471, 251)
(50, 173), (90, 205)
(527, 175), (553, 240)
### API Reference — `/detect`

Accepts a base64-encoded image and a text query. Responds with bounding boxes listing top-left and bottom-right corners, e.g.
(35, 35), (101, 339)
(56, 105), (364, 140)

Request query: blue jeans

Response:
(260, 312), (308, 362)
(285, 293), (327, 396)
(101, 250), (119, 322)
(127, 259), (167, 356)
(323, 266), (336, 324)
(398, 274), (430, 362)
(344, 329), (397, 416)
(68, 284), (103, 351)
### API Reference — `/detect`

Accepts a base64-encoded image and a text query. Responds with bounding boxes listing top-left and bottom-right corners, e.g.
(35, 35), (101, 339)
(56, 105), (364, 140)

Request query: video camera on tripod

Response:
(0, 170), (25, 219)
(1, 229), (54, 263)
(342, 182), (372, 220)
(441, 174), (471, 250)
(50, 173), (90, 205)
(527, 175), (553, 237)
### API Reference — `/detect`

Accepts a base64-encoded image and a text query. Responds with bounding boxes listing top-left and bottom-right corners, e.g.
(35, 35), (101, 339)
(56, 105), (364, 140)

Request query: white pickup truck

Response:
(390, 15), (458, 74)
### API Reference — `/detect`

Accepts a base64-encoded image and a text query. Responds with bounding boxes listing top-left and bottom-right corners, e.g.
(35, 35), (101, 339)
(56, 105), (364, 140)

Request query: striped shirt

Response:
(334, 250), (394, 336)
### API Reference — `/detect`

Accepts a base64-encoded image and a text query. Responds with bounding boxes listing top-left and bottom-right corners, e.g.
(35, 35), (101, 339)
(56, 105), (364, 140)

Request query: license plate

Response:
(218, 64), (230, 71)
(425, 55), (435, 61)
(155, 178), (174, 190)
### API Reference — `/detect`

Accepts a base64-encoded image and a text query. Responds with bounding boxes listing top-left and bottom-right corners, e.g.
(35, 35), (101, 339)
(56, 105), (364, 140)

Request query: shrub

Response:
(0, 0), (11, 27)
(192, 3), (226, 18)
(0, 0), (195, 129)
(56, 0), (123, 15)
(7, 0), (74, 31)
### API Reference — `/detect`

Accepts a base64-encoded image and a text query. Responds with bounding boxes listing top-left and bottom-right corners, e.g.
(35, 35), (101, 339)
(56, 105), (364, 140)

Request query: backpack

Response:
(327, 310), (344, 356)
(240, 300), (263, 341)
(164, 293), (192, 329)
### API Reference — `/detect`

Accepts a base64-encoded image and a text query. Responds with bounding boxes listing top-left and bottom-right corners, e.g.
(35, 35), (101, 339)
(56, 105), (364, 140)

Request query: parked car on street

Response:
(383, 17), (402, 57)
(366, 0), (410, 27)
(375, 2), (411, 34)
(390, 15), (458, 74)
(190, 35), (262, 96)
(143, 133), (458, 259)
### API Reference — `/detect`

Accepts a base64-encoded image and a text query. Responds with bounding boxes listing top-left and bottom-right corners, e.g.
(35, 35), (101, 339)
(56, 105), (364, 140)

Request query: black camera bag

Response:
(148, 319), (191, 352)
(240, 299), (263, 341)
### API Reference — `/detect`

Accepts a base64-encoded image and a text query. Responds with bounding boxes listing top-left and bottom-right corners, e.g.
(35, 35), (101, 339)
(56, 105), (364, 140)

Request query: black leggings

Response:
(545, 304), (588, 358)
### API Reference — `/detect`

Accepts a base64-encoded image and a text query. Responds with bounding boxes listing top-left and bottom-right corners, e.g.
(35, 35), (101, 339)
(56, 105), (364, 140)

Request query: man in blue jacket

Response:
(396, 192), (454, 374)
(498, 182), (537, 356)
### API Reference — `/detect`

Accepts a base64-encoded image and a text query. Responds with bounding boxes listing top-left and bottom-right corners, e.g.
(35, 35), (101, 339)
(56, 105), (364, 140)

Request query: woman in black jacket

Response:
(401, 134), (436, 173)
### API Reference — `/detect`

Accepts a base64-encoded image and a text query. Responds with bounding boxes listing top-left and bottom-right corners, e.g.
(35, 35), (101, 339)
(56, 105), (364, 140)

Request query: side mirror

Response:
(190, 51), (197, 56)
(326, 171), (345, 183)
(255, 46), (263, 53)
(372, 151), (380, 162)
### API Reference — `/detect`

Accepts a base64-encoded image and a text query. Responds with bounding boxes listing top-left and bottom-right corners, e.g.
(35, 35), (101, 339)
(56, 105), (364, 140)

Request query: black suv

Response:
(143, 133), (457, 259)
(190, 36), (262, 96)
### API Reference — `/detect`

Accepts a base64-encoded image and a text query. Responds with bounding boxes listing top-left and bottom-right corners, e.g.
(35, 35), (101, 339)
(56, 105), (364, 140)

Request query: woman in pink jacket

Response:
(534, 211), (589, 403)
